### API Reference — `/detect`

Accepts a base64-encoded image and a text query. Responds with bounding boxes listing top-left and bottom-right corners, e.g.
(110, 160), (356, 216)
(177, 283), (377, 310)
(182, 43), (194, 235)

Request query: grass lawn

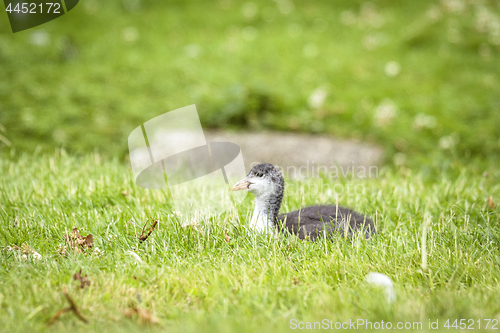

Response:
(1, 152), (499, 332)
(1, 0), (500, 332)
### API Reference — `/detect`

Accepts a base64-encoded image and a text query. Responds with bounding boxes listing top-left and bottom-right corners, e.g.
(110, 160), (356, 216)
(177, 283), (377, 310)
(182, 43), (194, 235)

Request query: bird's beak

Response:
(231, 177), (251, 191)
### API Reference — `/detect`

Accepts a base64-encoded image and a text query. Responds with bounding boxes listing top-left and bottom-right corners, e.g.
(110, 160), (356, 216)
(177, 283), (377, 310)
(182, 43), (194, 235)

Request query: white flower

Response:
(92, 247), (103, 256)
(308, 88), (328, 109)
(373, 99), (397, 127)
(426, 5), (442, 22)
(384, 61), (400, 77)
(439, 134), (459, 150)
(413, 113), (437, 130)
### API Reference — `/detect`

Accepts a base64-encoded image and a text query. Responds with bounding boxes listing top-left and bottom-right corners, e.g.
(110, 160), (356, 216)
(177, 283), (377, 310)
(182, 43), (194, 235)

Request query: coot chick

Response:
(231, 163), (376, 240)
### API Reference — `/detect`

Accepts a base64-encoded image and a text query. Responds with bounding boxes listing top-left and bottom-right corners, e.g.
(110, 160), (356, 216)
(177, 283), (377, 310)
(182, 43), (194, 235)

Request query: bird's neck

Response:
(250, 195), (282, 232)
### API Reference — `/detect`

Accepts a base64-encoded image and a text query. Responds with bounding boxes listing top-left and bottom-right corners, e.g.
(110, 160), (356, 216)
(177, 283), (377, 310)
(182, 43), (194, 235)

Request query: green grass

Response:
(1, 151), (500, 332)
(1, 0), (499, 159)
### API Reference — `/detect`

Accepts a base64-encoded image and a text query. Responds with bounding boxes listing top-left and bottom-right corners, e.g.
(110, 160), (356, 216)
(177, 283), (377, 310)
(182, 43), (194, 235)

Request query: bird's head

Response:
(231, 163), (284, 198)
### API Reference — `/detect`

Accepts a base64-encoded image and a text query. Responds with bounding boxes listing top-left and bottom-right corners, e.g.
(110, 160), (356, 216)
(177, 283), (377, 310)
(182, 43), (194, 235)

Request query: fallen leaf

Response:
(65, 228), (94, 253)
(488, 196), (497, 209)
(73, 269), (91, 289)
(224, 234), (231, 243)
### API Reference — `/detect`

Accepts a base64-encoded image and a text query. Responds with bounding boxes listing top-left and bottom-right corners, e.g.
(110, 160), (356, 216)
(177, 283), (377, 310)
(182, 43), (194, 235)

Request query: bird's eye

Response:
(256, 172), (263, 178)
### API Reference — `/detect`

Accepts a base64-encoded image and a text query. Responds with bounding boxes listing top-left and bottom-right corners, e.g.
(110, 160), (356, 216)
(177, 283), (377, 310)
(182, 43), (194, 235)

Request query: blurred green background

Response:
(0, 0), (499, 162)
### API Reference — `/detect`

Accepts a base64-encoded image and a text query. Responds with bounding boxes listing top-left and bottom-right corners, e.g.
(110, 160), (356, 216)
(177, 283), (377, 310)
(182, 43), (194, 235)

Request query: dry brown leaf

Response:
(73, 269), (91, 289)
(123, 304), (159, 325)
(224, 234), (231, 243)
(65, 228), (93, 253)
(488, 196), (497, 209)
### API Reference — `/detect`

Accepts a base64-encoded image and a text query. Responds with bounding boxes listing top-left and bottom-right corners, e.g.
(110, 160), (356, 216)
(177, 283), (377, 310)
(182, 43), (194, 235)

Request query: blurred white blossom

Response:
(441, 0), (465, 14)
(30, 31), (50, 46)
(439, 134), (459, 150)
(384, 61), (400, 77)
(426, 5), (442, 22)
(413, 113), (437, 130)
(308, 87), (328, 109)
(363, 33), (386, 50)
(359, 3), (385, 28)
(373, 99), (397, 127)
(474, 6), (500, 45)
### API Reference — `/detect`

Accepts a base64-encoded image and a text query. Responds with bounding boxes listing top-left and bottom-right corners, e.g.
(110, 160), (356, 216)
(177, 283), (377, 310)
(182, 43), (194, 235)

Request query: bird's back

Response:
(275, 205), (376, 240)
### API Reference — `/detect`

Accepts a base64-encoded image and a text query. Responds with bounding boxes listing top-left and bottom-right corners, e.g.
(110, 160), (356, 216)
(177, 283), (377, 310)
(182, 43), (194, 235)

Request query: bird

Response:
(231, 163), (376, 240)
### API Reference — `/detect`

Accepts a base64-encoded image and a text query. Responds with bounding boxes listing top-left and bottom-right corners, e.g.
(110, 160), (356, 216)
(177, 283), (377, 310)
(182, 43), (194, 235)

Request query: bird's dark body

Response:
(275, 205), (376, 240)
